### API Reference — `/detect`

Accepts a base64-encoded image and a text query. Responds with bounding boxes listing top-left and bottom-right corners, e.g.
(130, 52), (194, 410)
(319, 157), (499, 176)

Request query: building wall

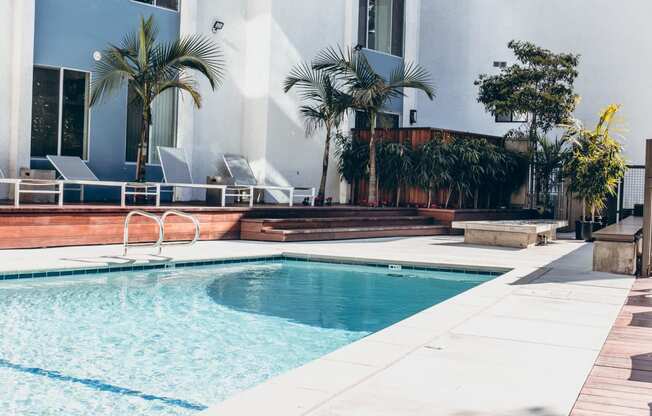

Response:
(31, 0), (180, 199)
(0, 0), (35, 199)
(182, 0), (411, 202)
(417, 0), (652, 164)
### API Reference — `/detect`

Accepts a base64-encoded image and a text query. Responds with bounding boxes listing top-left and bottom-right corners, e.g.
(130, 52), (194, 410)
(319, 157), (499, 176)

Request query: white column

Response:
(338, 0), (360, 204)
(402, 0), (422, 127)
(176, 0), (198, 201)
(1, 0), (35, 200)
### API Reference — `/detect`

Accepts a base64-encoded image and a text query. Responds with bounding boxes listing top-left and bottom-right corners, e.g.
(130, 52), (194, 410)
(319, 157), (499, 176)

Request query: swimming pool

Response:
(0, 258), (497, 415)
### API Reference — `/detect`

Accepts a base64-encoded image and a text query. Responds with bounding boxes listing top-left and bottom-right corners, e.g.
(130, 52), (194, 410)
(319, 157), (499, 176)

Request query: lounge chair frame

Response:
(222, 154), (315, 207)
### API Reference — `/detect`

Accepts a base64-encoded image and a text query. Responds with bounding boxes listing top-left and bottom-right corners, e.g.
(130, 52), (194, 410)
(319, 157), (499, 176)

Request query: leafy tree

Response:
(475, 40), (579, 207)
(564, 105), (627, 221)
(413, 138), (451, 208)
(335, 133), (369, 204)
(284, 63), (352, 202)
(475, 40), (580, 143)
(90, 16), (224, 181)
(376, 140), (413, 207)
(314, 46), (435, 206)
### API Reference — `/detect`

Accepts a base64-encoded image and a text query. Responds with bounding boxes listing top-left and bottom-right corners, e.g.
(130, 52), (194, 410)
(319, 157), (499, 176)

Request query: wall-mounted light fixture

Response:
(409, 109), (418, 125)
(93, 51), (102, 61)
(354, 44), (364, 52)
(211, 18), (225, 33)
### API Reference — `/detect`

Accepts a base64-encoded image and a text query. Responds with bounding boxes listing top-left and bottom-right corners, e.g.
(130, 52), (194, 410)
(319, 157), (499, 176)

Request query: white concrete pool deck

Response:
(0, 236), (635, 416)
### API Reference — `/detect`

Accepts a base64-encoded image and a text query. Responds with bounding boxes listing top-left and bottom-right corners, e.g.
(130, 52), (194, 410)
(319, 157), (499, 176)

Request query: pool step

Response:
(241, 215), (450, 242)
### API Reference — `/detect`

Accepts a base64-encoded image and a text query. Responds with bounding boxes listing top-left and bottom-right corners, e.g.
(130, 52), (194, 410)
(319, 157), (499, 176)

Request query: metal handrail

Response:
(160, 210), (201, 247)
(123, 210), (164, 256)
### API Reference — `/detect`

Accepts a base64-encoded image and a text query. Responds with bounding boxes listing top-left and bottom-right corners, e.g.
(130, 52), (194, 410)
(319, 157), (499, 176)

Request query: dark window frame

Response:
(355, 111), (401, 129)
(131, 0), (180, 12)
(30, 66), (91, 160)
(358, 0), (405, 57)
(495, 111), (528, 123)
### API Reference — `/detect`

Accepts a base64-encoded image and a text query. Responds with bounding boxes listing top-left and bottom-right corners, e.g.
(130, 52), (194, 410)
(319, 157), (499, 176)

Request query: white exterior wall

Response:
(0, 0), (35, 197)
(179, 0), (358, 202)
(417, 0), (652, 164)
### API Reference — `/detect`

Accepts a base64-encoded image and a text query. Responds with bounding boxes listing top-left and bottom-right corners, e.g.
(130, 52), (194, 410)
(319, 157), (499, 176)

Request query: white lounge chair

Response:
(0, 167), (64, 207)
(222, 154), (315, 207)
(157, 146), (249, 207)
(46, 155), (160, 207)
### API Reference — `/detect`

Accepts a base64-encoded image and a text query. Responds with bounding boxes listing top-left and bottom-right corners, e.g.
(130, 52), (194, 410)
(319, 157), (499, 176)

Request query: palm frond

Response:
(153, 34), (224, 90)
(388, 62), (435, 100)
(156, 76), (202, 107)
(90, 46), (137, 106)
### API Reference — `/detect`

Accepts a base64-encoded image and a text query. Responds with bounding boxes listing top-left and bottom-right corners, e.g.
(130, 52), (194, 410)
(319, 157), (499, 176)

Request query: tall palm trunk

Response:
(367, 112), (378, 206)
(318, 124), (332, 203)
(136, 105), (151, 182)
(396, 183), (401, 207)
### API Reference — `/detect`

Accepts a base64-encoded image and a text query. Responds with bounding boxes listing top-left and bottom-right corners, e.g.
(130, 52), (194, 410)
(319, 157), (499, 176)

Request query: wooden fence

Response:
(350, 127), (507, 207)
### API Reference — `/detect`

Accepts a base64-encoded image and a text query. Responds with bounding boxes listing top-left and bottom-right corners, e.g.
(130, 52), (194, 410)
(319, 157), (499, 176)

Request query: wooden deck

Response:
(0, 204), (435, 249)
(570, 278), (652, 415)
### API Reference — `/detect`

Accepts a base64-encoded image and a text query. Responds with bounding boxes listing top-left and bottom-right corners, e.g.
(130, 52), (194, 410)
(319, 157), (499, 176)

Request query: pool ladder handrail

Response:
(160, 210), (201, 248)
(123, 210), (200, 256)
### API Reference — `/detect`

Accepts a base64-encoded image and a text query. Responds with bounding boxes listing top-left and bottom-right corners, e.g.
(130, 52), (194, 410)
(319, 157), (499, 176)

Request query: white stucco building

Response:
(2, 0), (651, 201)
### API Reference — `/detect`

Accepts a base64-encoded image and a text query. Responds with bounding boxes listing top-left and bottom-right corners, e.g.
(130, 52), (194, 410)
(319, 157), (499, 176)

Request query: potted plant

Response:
(564, 105), (627, 241)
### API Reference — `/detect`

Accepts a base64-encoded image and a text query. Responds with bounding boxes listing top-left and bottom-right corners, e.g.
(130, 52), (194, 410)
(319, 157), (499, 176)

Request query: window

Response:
(358, 0), (404, 57)
(30, 67), (90, 159)
(355, 111), (400, 129)
(495, 111), (528, 123)
(126, 85), (178, 164)
(132, 0), (179, 12)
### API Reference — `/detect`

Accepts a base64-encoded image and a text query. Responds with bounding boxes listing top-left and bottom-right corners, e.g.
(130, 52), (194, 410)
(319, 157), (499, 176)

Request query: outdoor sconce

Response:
(93, 51), (102, 61)
(409, 109), (418, 125)
(354, 44), (364, 52)
(211, 19), (225, 33)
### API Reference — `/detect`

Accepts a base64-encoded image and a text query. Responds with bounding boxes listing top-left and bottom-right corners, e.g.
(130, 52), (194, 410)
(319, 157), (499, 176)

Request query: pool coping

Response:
(197, 264), (528, 416)
(0, 240), (631, 416)
(0, 252), (508, 281)
(194, 246), (633, 416)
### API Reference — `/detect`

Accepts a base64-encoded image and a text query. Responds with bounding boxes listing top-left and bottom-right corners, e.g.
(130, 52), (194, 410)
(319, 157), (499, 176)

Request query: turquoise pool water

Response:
(0, 259), (495, 415)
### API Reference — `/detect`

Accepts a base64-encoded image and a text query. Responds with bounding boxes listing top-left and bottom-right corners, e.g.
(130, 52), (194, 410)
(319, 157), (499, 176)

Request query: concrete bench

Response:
(592, 216), (642, 275)
(451, 220), (568, 248)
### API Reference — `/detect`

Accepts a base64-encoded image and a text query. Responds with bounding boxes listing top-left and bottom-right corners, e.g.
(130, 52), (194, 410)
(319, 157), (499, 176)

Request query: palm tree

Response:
(533, 136), (568, 213)
(335, 133), (369, 204)
(90, 16), (224, 182)
(413, 139), (451, 208)
(447, 139), (482, 208)
(314, 46), (435, 206)
(376, 140), (413, 207)
(284, 63), (352, 202)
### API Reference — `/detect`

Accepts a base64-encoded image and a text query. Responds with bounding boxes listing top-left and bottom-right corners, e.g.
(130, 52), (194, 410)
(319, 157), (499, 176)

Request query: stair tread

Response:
(243, 215), (426, 223)
(266, 225), (448, 234)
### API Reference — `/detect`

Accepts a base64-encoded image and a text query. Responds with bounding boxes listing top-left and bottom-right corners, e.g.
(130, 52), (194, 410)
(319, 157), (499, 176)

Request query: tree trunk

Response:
(445, 188), (452, 208)
(458, 188), (463, 209)
(396, 183), (401, 207)
(351, 180), (356, 205)
(135, 106), (151, 182)
(367, 112), (378, 206)
(427, 187), (432, 208)
(318, 124), (332, 203)
(528, 114), (538, 208)
(473, 188), (479, 209)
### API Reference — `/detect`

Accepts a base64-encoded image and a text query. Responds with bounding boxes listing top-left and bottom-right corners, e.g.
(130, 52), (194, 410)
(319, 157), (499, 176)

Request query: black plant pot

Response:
(575, 220), (595, 241)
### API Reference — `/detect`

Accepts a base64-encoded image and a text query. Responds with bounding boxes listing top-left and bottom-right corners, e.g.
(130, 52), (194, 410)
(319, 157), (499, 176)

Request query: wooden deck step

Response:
(243, 215), (433, 230)
(242, 224), (450, 242)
